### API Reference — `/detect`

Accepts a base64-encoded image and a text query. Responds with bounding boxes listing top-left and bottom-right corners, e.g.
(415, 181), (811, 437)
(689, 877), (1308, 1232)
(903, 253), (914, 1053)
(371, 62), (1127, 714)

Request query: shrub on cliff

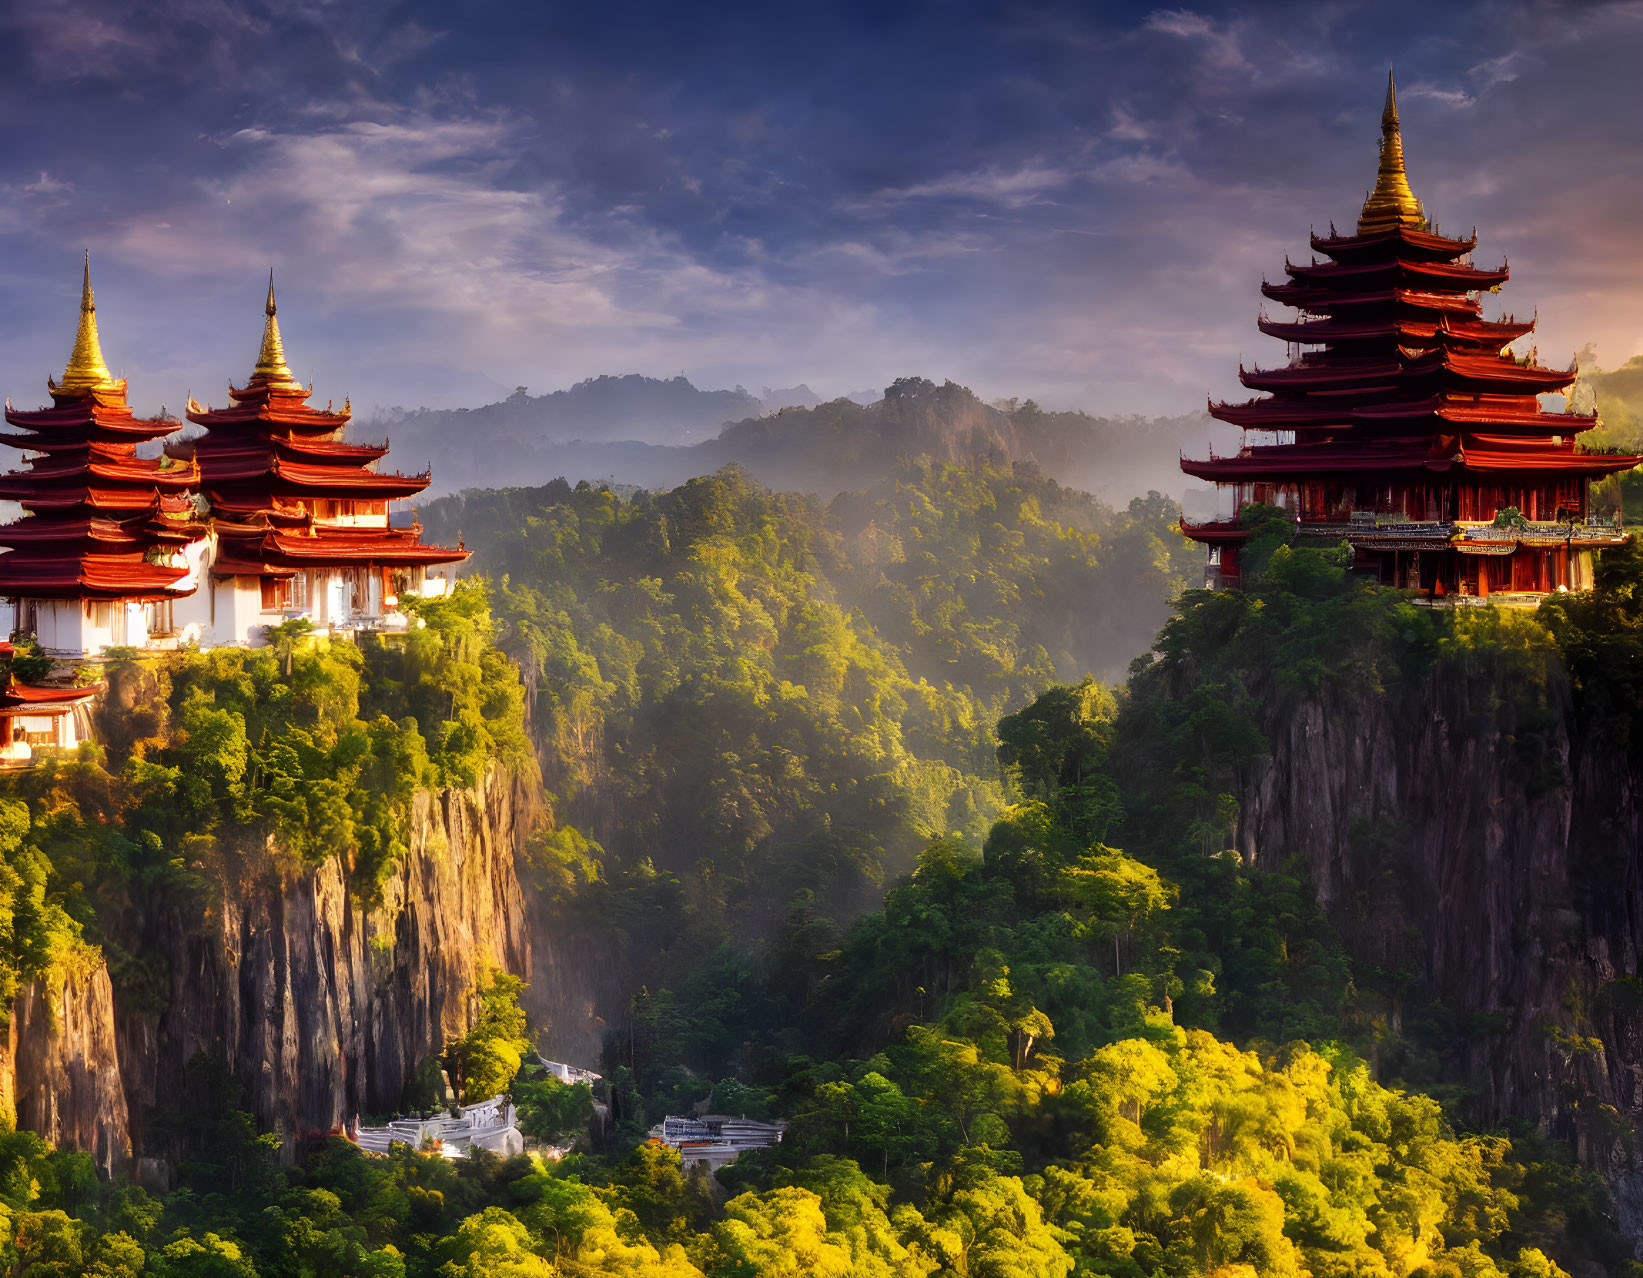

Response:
(445, 969), (534, 1105)
(0, 580), (535, 939)
(1541, 534), (1643, 749)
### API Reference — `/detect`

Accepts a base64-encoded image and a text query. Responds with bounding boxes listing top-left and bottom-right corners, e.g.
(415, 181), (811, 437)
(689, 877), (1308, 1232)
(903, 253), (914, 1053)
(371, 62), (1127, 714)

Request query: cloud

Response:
(1142, 7), (1250, 70)
(1090, 153), (1194, 186)
(3, 0), (1643, 426)
(869, 162), (1073, 209)
(1398, 82), (1477, 108)
(1108, 105), (1153, 142)
(110, 113), (744, 354)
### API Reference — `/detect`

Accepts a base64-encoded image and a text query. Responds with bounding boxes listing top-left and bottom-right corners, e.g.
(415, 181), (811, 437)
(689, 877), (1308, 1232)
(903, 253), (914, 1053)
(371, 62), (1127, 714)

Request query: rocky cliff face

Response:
(0, 967), (132, 1174)
(3, 765), (536, 1174)
(1231, 653), (1643, 1242)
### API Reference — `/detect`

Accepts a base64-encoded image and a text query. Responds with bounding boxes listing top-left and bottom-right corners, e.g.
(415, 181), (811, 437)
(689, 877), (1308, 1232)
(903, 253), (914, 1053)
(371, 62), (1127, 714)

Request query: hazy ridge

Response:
(366, 373), (1214, 502)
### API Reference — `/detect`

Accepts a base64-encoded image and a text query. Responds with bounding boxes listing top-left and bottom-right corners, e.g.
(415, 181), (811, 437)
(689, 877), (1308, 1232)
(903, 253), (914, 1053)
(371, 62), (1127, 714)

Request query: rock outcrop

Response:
(2, 966), (132, 1174)
(1230, 650), (1643, 1244)
(2, 765), (535, 1172)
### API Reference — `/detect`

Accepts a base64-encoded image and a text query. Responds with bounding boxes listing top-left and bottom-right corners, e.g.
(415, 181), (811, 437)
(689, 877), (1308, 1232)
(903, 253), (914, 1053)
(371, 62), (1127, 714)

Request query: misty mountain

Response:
(1575, 354), (1643, 441)
(694, 377), (1210, 500)
(372, 373), (818, 460)
(758, 384), (825, 410)
(372, 373), (1213, 503)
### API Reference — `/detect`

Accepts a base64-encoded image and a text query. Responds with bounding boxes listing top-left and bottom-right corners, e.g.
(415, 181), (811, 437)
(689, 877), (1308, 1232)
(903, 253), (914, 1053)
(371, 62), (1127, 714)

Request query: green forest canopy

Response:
(0, 475), (1636, 1273)
(424, 461), (1196, 935)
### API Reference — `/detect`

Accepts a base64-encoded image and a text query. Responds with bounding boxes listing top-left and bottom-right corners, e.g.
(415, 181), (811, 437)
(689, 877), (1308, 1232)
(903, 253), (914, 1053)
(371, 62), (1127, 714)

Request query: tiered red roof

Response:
(0, 258), (203, 600)
(1188, 224), (1635, 479)
(1182, 75), (1640, 535)
(0, 645), (101, 715)
(178, 278), (466, 579)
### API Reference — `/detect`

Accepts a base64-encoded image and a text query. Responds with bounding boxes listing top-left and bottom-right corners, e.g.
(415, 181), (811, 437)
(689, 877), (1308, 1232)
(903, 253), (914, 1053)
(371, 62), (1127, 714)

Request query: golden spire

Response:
(252, 270), (302, 389)
(57, 251), (116, 394)
(1357, 69), (1427, 235)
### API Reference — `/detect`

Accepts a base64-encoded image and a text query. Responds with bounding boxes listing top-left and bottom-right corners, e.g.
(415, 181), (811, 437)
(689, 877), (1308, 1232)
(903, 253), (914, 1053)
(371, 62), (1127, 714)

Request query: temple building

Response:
(0, 257), (205, 654)
(172, 277), (466, 644)
(1181, 74), (1640, 596)
(0, 643), (99, 764)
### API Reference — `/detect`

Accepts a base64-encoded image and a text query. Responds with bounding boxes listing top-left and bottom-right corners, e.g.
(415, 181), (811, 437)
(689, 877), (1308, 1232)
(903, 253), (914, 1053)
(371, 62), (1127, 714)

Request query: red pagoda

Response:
(0, 256), (204, 653)
(1181, 74), (1640, 596)
(176, 276), (466, 642)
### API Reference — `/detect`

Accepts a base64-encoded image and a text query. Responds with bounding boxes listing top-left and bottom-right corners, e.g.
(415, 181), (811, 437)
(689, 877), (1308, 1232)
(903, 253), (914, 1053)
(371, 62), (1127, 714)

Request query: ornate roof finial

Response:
(1358, 68), (1427, 235)
(252, 269), (302, 390)
(58, 251), (116, 394)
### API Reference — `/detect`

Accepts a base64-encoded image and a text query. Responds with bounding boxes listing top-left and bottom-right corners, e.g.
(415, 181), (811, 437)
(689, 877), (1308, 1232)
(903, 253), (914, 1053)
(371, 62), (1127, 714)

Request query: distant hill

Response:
(372, 373), (763, 464)
(1576, 355), (1643, 442)
(1569, 356), (1643, 518)
(371, 373), (1212, 503)
(698, 377), (1211, 500)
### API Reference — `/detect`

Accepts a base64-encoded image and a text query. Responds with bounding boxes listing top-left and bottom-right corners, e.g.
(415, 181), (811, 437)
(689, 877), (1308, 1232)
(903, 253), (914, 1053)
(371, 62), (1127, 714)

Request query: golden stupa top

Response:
(55, 252), (117, 395)
(252, 271), (302, 390)
(1357, 70), (1428, 236)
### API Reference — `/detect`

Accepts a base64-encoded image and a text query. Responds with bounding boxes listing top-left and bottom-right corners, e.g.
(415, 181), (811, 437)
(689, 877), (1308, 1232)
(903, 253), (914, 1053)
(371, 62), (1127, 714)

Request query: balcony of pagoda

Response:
(1233, 356), (1578, 405)
(1192, 509), (1626, 552)
(1183, 437), (1639, 485)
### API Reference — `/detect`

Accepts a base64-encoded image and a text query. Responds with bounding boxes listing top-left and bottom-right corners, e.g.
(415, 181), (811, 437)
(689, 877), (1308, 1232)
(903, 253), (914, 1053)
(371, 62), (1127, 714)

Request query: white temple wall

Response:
(306, 567), (379, 626)
(31, 601), (87, 655)
(169, 538), (215, 647)
(28, 599), (140, 656)
(217, 576), (268, 648)
(306, 569), (329, 626)
(172, 578), (214, 646)
(319, 510), (389, 529)
(113, 601), (149, 650)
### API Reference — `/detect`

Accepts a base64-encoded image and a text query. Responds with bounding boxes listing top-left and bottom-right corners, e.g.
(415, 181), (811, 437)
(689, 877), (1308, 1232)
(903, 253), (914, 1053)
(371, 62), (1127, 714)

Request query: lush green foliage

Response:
(574, 523), (1629, 1276)
(0, 1018), (1602, 1278)
(0, 582), (533, 1001)
(1540, 535), (1643, 749)
(5, 653), (1618, 1276)
(512, 1071), (596, 1148)
(446, 970), (536, 1105)
(0, 473), (1630, 1276)
(122, 582), (530, 898)
(424, 462), (1192, 998)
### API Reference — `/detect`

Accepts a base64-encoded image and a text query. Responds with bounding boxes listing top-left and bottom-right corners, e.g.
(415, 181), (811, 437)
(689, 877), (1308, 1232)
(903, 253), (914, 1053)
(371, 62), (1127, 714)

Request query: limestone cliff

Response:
(1228, 651), (1643, 1242)
(4, 765), (535, 1172)
(0, 966), (131, 1174)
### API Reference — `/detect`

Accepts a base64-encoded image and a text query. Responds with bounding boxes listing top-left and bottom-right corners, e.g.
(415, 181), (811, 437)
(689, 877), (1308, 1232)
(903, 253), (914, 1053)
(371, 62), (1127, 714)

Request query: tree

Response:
(446, 970), (533, 1104)
(11, 1210), (82, 1278)
(512, 1069), (595, 1146)
(147, 1233), (259, 1278)
(712, 1188), (856, 1278)
(433, 1209), (553, 1278)
(913, 1166), (1073, 1278)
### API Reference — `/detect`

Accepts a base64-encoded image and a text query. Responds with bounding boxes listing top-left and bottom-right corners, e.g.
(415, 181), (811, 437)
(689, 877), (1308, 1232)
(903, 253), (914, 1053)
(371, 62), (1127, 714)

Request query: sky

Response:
(1, 0), (1642, 421)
